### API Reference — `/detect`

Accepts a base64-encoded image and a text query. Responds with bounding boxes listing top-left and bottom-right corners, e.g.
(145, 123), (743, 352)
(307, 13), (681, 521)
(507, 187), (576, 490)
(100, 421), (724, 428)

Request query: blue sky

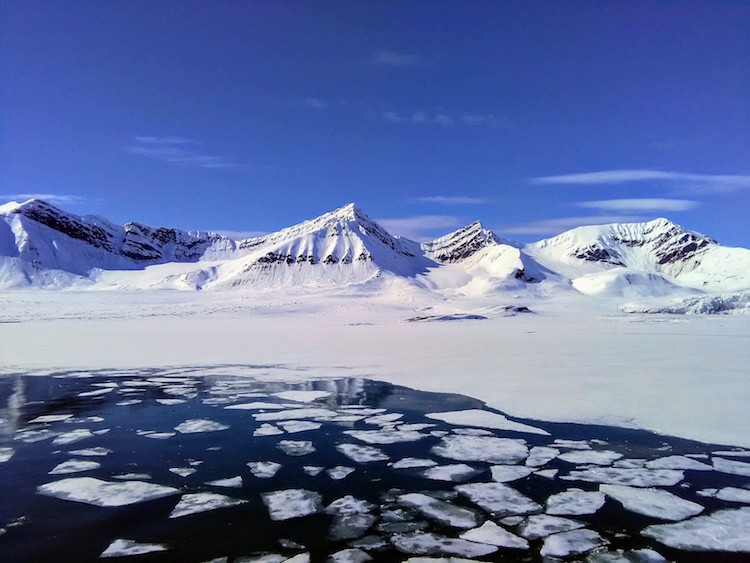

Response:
(2, 1), (749, 244)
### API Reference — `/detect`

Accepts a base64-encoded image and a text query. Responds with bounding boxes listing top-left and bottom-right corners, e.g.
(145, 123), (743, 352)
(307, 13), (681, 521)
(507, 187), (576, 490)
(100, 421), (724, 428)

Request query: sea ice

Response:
(397, 424), (435, 432)
(455, 482), (542, 516)
(490, 465), (533, 482)
(29, 414), (74, 424)
(142, 431), (175, 439)
(398, 493), (481, 529)
(525, 446), (560, 467)
(227, 402), (299, 410)
(586, 548), (667, 562)
(426, 410), (549, 436)
(336, 443), (389, 463)
(261, 489), (322, 521)
(432, 435), (528, 464)
(156, 398), (186, 405)
(248, 461), (282, 478)
(279, 421), (322, 433)
(207, 476), (243, 487)
(52, 429), (94, 445)
(303, 466), (324, 476)
(645, 455), (713, 471)
(327, 548), (372, 562)
(272, 390), (332, 402)
(452, 428), (494, 437)
(254, 424), (284, 437)
(79, 388), (114, 397)
(327, 466), (355, 480)
(545, 488), (605, 515)
(15, 428), (59, 443)
(112, 473), (151, 480)
(553, 439), (592, 450)
(558, 450), (623, 466)
(364, 413), (403, 425)
(37, 477), (178, 506)
(710, 487), (750, 503)
(642, 507), (750, 552)
(49, 459), (101, 475)
(169, 467), (197, 478)
(175, 419), (229, 433)
(100, 539), (168, 557)
(458, 520), (529, 549)
(0, 447), (15, 462)
(391, 532), (497, 557)
(116, 399), (142, 406)
(393, 457), (438, 469)
(325, 495), (375, 515)
(254, 408), (335, 422)
(69, 447), (111, 456)
(422, 464), (478, 482)
(169, 492), (247, 518)
(344, 429), (426, 444)
(535, 469), (558, 479)
(600, 484), (704, 521)
(517, 514), (585, 539)
(713, 450), (750, 458)
(325, 496), (377, 540)
(278, 440), (316, 456)
(561, 468), (684, 487)
(540, 529), (607, 557)
(713, 457), (750, 477)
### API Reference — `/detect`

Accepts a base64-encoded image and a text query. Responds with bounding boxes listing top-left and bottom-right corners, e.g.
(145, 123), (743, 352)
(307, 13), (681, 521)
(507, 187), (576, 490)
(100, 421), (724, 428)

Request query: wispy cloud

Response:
(410, 196), (489, 205)
(575, 198), (700, 213)
(501, 215), (647, 236)
(125, 137), (237, 169)
(302, 97), (326, 109)
(377, 215), (464, 241)
(0, 193), (87, 206)
(528, 169), (750, 193)
(383, 111), (508, 129)
(370, 50), (420, 67)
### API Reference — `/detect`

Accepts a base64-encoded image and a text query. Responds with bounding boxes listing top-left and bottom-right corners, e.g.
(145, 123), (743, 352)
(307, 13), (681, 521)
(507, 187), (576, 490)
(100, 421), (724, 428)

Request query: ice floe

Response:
(175, 419), (229, 433)
(517, 514), (585, 539)
(116, 399), (142, 406)
(642, 507), (750, 552)
(344, 429), (426, 444)
(600, 484), (704, 521)
(699, 487), (750, 503)
(141, 431), (175, 439)
(364, 413), (403, 425)
(455, 482), (542, 516)
(525, 446), (560, 467)
(156, 398), (186, 405)
(279, 421), (322, 433)
(207, 476), (243, 488)
(535, 468), (558, 479)
(393, 457), (438, 469)
(553, 439), (592, 450)
(52, 429), (94, 445)
(398, 493), (481, 529)
(325, 496), (376, 540)
(37, 477), (178, 506)
(49, 459), (101, 475)
(540, 529), (607, 557)
(248, 461), (282, 478)
(100, 539), (168, 557)
(170, 492), (247, 518)
(336, 443), (389, 463)
(586, 548), (667, 562)
(254, 408), (335, 422)
(545, 488), (605, 515)
(79, 388), (113, 397)
(391, 532), (497, 557)
(713, 457), (750, 477)
(432, 436), (528, 464)
(458, 520), (528, 549)
(422, 464), (478, 482)
(169, 467), (197, 478)
(29, 414), (73, 424)
(226, 402), (299, 410)
(490, 465), (533, 482)
(426, 409), (549, 436)
(558, 450), (623, 466)
(69, 447), (111, 456)
(261, 489), (322, 521)
(278, 440), (316, 456)
(272, 390), (332, 402)
(645, 455), (713, 471)
(327, 466), (355, 480)
(0, 447), (15, 462)
(254, 424), (284, 437)
(303, 466), (324, 476)
(561, 468), (684, 487)
(327, 548), (372, 562)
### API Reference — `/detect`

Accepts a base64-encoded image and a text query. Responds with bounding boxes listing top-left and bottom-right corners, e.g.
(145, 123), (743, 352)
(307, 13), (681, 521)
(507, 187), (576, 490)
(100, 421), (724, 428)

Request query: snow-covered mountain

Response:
(1, 199), (748, 311)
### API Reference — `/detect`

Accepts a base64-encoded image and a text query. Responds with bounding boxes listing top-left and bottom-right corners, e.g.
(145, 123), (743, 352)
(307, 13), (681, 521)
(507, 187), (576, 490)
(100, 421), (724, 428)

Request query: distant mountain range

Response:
(2, 199), (749, 311)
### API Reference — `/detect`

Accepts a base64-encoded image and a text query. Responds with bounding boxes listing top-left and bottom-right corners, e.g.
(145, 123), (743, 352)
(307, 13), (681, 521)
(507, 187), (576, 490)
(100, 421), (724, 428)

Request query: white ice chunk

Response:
(614, 458), (647, 468)
(207, 476), (243, 488)
(175, 419), (229, 433)
(713, 450), (750, 458)
(391, 532), (497, 557)
(397, 424), (435, 432)
(248, 461), (282, 478)
(525, 446), (560, 467)
(69, 447), (111, 456)
(226, 402), (299, 410)
(142, 431), (175, 439)
(459, 520), (529, 549)
(561, 468), (684, 487)
(112, 473), (151, 480)
(398, 493), (481, 529)
(116, 400), (142, 406)
(393, 458), (438, 469)
(254, 424), (284, 437)
(540, 529), (607, 557)
(79, 388), (113, 397)
(261, 489), (322, 521)
(364, 413), (403, 425)
(49, 459), (100, 475)
(713, 457), (750, 477)
(279, 421), (322, 434)
(0, 447), (15, 462)
(643, 507), (750, 552)
(303, 466), (324, 476)
(169, 467), (197, 478)
(336, 443), (388, 463)
(37, 477), (178, 506)
(272, 390), (332, 402)
(426, 410), (549, 436)
(518, 514), (585, 539)
(100, 539), (168, 557)
(52, 429), (94, 445)
(327, 466), (355, 480)
(29, 414), (74, 424)
(558, 450), (623, 466)
(344, 429), (426, 445)
(325, 495), (374, 516)
(600, 484), (704, 521)
(546, 488), (605, 515)
(490, 465), (533, 483)
(254, 408), (335, 422)
(553, 439), (592, 450)
(156, 399), (186, 405)
(712, 487), (750, 503)
(169, 492), (246, 518)
(432, 435), (528, 464)
(327, 548), (372, 563)
(452, 428), (494, 437)
(645, 455), (713, 471)
(422, 464), (477, 482)
(456, 482), (542, 516)
(278, 440), (316, 456)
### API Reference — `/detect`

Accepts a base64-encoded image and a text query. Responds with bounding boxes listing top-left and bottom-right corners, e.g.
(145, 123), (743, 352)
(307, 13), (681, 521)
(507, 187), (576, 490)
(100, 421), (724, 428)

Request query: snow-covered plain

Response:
(1, 288), (748, 447)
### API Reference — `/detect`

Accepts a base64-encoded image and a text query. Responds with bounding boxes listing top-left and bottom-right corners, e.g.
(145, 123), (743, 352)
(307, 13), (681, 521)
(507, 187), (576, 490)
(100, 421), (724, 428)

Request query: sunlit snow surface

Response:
(1, 369), (750, 561)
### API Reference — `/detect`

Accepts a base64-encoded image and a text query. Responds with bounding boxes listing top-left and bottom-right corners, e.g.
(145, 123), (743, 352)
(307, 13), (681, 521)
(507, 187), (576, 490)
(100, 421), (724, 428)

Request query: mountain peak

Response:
(422, 220), (500, 263)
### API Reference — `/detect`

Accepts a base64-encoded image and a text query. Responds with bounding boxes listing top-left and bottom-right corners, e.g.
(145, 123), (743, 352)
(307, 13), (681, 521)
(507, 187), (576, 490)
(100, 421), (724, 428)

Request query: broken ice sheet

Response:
(49, 459), (101, 475)
(432, 435), (528, 464)
(645, 455), (713, 471)
(69, 447), (111, 456)
(490, 465), (533, 483)
(37, 477), (178, 506)
(525, 446), (560, 467)
(643, 507), (750, 552)
(248, 461), (282, 478)
(278, 440), (316, 456)
(456, 482), (542, 517)
(156, 398), (186, 406)
(169, 467), (197, 478)
(254, 408), (335, 422)
(272, 390), (332, 402)
(600, 484), (704, 521)
(174, 419), (229, 433)
(52, 428), (95, 445)
(254, 424), (284, 437)
(100, 539), (168, 557)
(327, 466), (355, 480)
(364, 413), (403, 425)
(29, 414), (74, 424)
(344, 429), (426, 444)
(170, 492), (247, 518)
(422, 464), (478, 482)
(391, 532), (498, 558)
(398, 493), (481, 529)
(713, 457), (750, 477)
(459, 520), (529, 549)
(261, 489), (322, 521)
(546, 488), (605, 516)
(303, 466), (324, 476)
(540, 529), (607, 558)
(0, 447), (15, 462)
(553, 439), (592, 450)
(535, 469), (558, 479)
(227, 402), (300, 410)
(698, 487), (750, 504)
(141, 431), (175, 440)
(325, 496), (376, 540)
(392, 457), (438, 469)
(336, 443), (389, 463)
(517, 514), (585, 539)
(558, 450), (623, 466)
(561, 467), (684, 487)
(426, 409), (549, 436)
(279, 421), (322, 434)
(207, 476), (243, 488)
(327, 548), (372, 562)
